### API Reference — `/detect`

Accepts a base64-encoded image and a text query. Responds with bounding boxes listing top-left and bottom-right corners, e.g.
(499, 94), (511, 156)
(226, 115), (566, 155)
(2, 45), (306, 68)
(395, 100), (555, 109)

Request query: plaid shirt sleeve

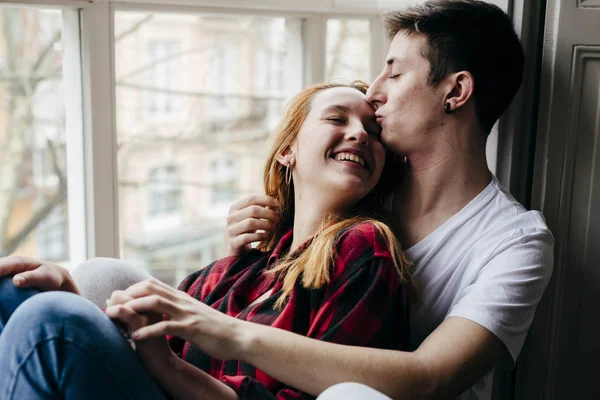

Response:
(167, 255), (241, 355)
(228, 222), (409, 399)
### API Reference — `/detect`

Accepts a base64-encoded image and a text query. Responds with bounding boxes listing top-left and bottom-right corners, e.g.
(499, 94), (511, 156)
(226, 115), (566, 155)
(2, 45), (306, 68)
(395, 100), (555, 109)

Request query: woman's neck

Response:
(290, 194), (341, 253)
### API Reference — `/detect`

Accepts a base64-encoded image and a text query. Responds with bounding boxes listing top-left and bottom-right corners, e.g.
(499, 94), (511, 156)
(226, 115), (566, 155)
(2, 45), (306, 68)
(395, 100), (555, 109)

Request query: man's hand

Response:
(106, 289), (176, 374)
(0, 256), (79, 294)
(106, 278), (246, 361)
(224, 195), (279, 257)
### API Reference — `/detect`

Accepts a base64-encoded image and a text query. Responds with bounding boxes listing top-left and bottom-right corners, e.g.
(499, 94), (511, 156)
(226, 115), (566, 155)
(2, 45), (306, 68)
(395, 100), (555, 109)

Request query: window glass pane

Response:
(326, 18), (371, 82)
(0, 8), (70, 262)
(114, 11), (303, 285)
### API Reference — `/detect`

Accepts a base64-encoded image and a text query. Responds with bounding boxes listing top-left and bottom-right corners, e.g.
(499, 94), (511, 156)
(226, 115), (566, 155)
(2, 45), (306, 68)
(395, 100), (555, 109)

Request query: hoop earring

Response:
(444, 103), (452, 115)
(285, 162), (293, 185)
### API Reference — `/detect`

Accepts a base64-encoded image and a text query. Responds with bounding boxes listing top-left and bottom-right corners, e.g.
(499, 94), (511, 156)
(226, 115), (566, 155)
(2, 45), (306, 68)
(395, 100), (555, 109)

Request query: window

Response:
(115, 11), (304, 284)
(37, 205), (67, 261)
(208, 40), (238, 116)
(147, 166), (180, 216)
(326, 19), (371, 82)
(147, 40), (180, 115)
(0, 7), (71, 262)
(210, 156), (238, 205)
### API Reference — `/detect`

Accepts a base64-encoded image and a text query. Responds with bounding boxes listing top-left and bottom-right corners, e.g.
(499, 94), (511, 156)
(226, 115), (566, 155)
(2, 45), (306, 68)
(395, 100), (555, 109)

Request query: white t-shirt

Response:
(405, 176), (554, 400)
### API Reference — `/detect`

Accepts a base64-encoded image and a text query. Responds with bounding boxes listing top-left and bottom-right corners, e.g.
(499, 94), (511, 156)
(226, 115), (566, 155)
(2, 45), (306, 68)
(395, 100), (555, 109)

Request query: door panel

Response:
(521, 1), (600, 399)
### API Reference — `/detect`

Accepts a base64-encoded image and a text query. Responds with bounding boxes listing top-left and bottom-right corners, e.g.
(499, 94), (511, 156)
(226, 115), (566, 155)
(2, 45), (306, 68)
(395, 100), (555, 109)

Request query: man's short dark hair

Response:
(383, 0), (525, 133)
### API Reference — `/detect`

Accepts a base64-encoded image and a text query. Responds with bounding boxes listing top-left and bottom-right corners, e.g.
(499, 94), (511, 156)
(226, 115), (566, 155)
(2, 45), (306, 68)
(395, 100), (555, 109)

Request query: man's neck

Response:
(393, 133), (492, 248)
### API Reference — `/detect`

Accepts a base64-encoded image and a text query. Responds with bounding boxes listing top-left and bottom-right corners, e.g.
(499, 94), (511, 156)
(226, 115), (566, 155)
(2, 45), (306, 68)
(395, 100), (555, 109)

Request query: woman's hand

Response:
(108, 278), (245, 361)
(225, 195), (279, 256)
(0, 256), (79, 294)
(105, 290), (176, 374)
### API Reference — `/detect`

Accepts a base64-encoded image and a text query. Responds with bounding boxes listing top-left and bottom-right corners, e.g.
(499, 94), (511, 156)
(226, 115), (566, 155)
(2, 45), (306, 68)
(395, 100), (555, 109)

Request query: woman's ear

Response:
(444, 70), (475, 112)
(276, 147), (295, 167)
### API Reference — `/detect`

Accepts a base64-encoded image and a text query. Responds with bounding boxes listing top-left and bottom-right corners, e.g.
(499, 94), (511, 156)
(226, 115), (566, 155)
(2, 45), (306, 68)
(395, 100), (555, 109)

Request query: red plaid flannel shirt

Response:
(168, 222), (409, 399)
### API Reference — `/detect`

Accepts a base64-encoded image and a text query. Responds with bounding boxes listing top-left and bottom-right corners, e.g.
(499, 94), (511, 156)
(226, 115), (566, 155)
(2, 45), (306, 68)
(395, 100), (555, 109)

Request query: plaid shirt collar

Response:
(267, 230), (294, 267)
(267, 230), (314, 267)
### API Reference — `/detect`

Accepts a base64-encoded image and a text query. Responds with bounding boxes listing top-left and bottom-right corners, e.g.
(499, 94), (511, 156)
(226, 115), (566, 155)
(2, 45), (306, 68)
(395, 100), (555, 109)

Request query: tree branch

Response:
(326, 20), (349, 79)
(31, 30), (61, 74)
(115, 15), (153, 43)
(0, 140), (67, 257)
(116, 46), (209, 83)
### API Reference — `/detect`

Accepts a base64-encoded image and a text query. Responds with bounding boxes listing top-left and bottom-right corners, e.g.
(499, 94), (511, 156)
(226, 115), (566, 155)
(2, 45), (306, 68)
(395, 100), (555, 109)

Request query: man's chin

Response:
(380, 135), (403, 155)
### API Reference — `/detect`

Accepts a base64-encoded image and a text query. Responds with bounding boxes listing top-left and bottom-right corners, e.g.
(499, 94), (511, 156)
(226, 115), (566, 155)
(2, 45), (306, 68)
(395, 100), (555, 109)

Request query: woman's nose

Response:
(346, 123), (368, 145)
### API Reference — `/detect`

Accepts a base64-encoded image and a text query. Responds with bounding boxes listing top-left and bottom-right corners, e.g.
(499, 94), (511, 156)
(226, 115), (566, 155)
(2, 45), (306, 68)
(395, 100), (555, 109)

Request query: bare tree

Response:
(0, 9), (66, 257)
(0, 10), (290, 258)
(0, 10), (162, 258)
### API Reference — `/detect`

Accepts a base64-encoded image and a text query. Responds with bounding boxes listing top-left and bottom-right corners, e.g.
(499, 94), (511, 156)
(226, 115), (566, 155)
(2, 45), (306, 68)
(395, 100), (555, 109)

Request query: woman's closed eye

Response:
(327, 116), (346, 124)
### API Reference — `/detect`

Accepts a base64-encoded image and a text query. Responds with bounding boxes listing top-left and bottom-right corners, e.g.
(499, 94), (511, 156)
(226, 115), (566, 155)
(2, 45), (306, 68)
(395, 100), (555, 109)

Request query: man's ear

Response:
(444, 71), (475, 112)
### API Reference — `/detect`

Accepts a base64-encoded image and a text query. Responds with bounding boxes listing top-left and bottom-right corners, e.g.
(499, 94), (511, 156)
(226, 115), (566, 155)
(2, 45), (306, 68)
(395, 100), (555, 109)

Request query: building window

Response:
(147, 166), (180, 216)
(209, 40), (237, 115)
(147, 40), (180, 115)
(326, 19), (371, 82)
(115, 12), (303, 283)
(0, 7), (71, 261)
(210, 156), (238, 205)
(37, 205), (67, 261)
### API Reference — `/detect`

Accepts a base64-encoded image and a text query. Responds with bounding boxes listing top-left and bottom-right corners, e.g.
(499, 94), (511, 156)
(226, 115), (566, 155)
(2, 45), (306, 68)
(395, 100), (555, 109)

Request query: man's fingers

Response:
(121, 295), (181, 317)
(131, 321), (174, 340)
(0, 256), (42, 277)
(105, 304), (147, 331)
(228, 195), (278, 214)
(227, 217), (276, 238)
(124, 278), (181, 302)
(231, 232), (270, 249)
(107, 290), (134, 307)
(227, 206), (280, 229)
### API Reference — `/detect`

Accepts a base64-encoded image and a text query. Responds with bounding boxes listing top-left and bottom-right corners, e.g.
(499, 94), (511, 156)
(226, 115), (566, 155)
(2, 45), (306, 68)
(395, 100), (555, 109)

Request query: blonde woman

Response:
(0, 81), (411, 400)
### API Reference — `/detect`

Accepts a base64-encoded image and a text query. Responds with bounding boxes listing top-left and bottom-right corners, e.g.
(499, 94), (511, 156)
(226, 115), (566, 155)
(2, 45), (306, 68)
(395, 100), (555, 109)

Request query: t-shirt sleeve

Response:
(447, 227), (554, 366)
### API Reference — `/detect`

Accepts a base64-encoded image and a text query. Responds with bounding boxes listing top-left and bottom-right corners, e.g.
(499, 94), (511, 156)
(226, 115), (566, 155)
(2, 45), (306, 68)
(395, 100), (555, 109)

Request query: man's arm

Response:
(147, 353), (238, 400)
(234, 316), (505, 399)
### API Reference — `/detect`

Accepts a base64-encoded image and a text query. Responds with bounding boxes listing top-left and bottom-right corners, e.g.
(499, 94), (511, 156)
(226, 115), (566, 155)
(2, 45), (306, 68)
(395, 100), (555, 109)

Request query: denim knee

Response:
(0, 290), (165, 400)
(0, 276), (40, 331)
(12, 291), (103, 332)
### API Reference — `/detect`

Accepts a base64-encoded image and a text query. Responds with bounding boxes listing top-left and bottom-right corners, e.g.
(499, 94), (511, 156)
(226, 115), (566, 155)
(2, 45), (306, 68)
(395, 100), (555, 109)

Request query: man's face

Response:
(366, 32), (447, 155)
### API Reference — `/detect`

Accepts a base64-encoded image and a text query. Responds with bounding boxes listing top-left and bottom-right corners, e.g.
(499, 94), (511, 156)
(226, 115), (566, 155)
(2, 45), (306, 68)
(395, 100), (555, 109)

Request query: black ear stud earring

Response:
(444, 103), (452, 115)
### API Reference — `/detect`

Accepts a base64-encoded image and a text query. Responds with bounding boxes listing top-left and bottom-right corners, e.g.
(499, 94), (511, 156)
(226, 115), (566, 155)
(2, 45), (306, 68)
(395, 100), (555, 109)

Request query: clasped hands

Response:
(105, 278), (243, 363)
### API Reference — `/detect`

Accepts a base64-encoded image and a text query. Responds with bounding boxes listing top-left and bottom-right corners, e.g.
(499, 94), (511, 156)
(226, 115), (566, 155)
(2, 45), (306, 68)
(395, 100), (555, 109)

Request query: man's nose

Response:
(366, 73), (386, 109)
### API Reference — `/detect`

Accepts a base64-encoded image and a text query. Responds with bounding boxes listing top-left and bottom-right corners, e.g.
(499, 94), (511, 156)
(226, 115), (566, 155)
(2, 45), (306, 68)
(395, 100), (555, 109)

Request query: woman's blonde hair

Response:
(258, 81), (413, 308)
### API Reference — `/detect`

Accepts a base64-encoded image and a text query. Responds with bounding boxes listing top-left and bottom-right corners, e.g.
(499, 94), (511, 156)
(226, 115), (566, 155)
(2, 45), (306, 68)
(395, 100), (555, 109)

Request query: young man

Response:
(0, 1), (553, 399)
(220, 1), (554, 398)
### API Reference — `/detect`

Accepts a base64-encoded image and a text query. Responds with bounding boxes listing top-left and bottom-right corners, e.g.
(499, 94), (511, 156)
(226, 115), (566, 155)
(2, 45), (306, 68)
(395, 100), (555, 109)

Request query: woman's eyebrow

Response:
(322, 105), (350, 114)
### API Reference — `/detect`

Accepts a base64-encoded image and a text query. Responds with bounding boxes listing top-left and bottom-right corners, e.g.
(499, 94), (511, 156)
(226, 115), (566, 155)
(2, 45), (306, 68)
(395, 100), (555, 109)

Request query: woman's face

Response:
(288, 87), (386, 211)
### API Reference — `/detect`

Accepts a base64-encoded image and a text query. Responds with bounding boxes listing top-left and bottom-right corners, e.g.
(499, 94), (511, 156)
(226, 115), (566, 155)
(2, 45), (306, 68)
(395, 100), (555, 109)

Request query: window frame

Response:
(0, 0), (423, 262)
(99, 1), (383, 260)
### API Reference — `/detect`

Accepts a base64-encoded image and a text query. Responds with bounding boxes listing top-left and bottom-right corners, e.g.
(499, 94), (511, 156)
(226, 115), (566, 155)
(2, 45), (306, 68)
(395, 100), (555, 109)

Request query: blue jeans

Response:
(0, 277), (166, 399)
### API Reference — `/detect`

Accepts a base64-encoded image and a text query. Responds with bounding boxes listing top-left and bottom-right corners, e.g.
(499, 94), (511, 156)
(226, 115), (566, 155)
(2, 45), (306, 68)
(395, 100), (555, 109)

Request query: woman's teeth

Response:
(334, 152), (366, 167)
